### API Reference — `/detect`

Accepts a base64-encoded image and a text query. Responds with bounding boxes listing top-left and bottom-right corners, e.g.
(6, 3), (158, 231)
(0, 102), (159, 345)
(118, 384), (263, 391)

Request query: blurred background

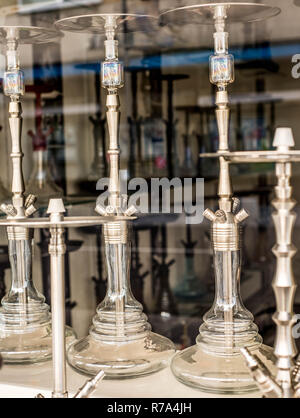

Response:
(0, 0), (297, 349)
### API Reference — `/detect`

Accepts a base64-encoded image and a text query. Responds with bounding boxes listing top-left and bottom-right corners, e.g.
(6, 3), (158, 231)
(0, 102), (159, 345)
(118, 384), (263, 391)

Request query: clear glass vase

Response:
(0, 229), (75, 364)
(171, 247), (276, 394)
(67, 222), (175, 378)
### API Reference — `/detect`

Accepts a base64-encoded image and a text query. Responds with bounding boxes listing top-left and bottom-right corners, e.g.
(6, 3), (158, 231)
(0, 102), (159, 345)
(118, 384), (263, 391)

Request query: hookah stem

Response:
(9, 93), (28, 327)
(115, 241), (125, 337)
(219, 158), (234, 349)
(49, 225), (67, 398)
(212, 6), (235, 349)
(272, 161), (297, 397)
(94, 68), (106, 173)
(36, 150), (43, 189)
(34, 92), (44, 189)
(242, 156), (298, 398)
(223, 249), (233, 347)
(16, 241), (27, 325)
(106, 80), (125, 334)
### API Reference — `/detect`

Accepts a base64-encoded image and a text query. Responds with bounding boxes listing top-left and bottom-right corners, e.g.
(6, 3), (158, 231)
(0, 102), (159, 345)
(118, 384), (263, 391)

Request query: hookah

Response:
(76, 62), (107, 188)
(160, 2), (280, 394)
(0, 26), (75, 364)
(178, 109), (197, 178)
(128, 69), (143, 179)
(174, 221), (206, 306)
(153, 225), (178, 317)
(26, 84), (63, 202)
(225, 128), (300, 398)
(56, 13), (175, 378)
(87, 63), (107, 183)
(161, 73), (189, 178)
(0, 197), (121, 397)
(130, 227), (149, 312)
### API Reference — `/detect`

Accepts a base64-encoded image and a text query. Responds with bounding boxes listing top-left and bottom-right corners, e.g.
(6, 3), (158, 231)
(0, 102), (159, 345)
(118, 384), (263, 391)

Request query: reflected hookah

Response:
(76, 62), (107, 186)
(26, 85), (63, 203)
(87, 64), (107, 182)
(160, 2), (280, 394)
(0, 26), (75, 364)
(174, 222), (206, 304)
(56, 13), (175, 378)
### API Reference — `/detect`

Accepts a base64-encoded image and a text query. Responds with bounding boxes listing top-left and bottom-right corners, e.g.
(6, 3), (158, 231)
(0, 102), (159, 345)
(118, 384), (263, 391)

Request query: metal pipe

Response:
(73, 370), (105, 398)
(48, 200), (67, 399)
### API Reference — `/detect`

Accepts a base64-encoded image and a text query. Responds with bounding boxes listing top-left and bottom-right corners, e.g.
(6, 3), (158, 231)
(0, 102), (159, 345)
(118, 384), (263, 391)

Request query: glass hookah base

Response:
(0, 325), (76, 364)
(171, 343), (275, 395)
(67, 332), (175, 379)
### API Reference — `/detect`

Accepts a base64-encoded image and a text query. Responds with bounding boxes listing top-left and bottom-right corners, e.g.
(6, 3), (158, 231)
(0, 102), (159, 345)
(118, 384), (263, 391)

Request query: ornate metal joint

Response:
(204, 200), (248, 252)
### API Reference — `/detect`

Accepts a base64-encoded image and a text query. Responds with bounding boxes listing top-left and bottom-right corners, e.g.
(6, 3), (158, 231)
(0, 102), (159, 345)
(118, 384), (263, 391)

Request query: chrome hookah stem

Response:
(208, 6), (249, 350)
(107, 91), (121, 210)
(9, 98), (25, 213)
(271, 159), (297, 397)
(223, 250), (233, 347)
(115, 244), (125, 337)
(106, 91), (126, 337)
(103, 16), (126, 335)
(214, 7), (234, 348)
(48, 204), (68, 398)
(218, 158), (234, 349)
(1, 32), (37, 328)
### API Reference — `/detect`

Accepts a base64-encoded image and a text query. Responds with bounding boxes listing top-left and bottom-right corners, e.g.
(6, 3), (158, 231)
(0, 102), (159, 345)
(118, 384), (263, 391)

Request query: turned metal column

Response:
(241, 128), (300, 398)
(271, 129), (297, 397)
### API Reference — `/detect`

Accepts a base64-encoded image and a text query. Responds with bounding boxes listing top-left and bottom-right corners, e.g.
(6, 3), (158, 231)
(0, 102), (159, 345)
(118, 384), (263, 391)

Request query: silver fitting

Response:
(25, 194), (37, 209)
(212, 221), (241, 252)
(104, 221), (128, 244)
(0, 203), (17, 217)
(241, 348), (283, 398)
(95, 204), (107, 216)
(73, 370), (105, 398)
(215, 210), (226, 223)
(235, 208), (249, 224)
(124, 205), (137, 217)
(25, 204), (37, 218)
(7, 226), (32, 240)
(203, 208), (217, 223)
(232, 198), (240, 214)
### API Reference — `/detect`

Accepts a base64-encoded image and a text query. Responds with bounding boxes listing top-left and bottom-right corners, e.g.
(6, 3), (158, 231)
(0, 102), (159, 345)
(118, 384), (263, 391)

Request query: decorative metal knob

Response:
(273, 127), (295, 150)
(47, 198), (66, 215)
(47, 198), (66, 222)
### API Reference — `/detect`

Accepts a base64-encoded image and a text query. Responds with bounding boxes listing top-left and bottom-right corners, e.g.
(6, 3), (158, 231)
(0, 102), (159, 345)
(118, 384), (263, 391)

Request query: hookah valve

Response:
(95, 203), (107, 216)
(24, 194), (37, 217)
(235, 208), (249, 224)
(25, 194), (37, 208)
(0, 203), (17, 217)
